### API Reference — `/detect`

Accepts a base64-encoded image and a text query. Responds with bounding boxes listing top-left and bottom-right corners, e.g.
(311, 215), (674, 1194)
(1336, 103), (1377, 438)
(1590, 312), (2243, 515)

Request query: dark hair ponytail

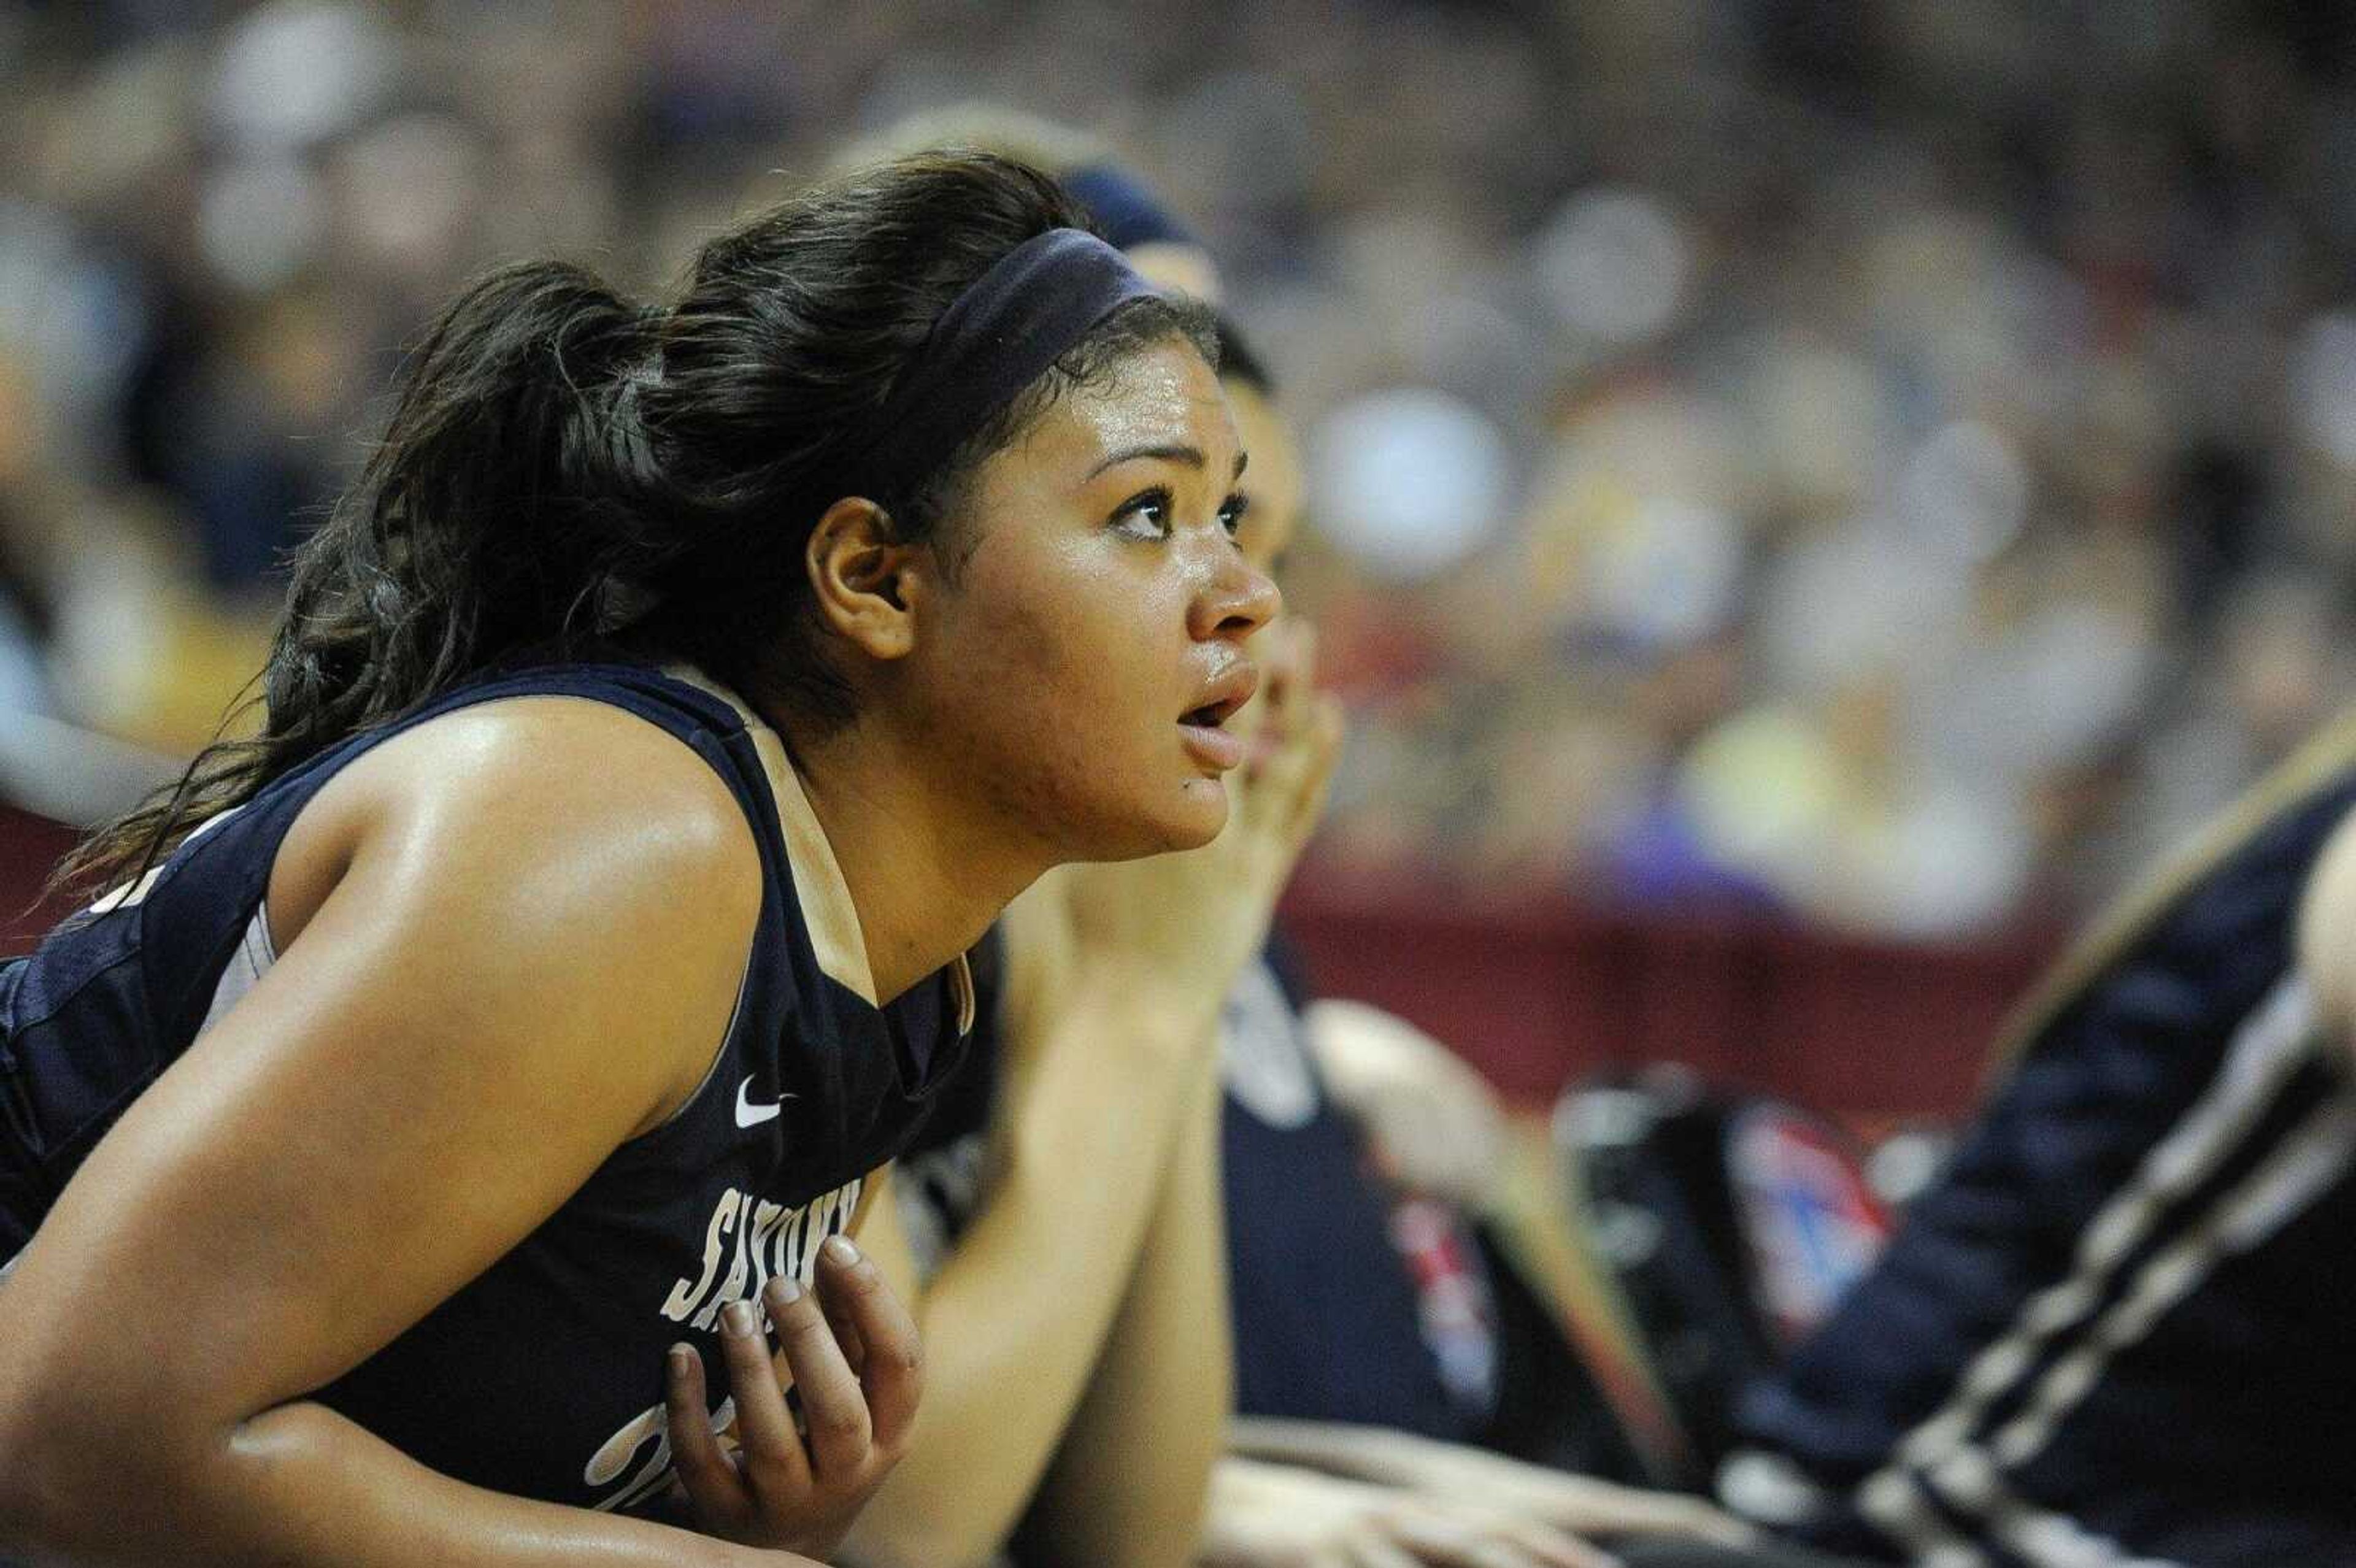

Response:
(269, 262), (661, 764)
(59, 151), (1214, 896)
(56, 261), (660, 895)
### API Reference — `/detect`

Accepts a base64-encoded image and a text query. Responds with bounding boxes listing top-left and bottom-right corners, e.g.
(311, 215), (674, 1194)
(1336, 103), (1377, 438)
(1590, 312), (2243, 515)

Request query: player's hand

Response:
(1001, 617), (1344, 1052)
(662, 1234), (921, 1555)
(1305, 1000), (1505, 1208)
(1385, 1442), (1757, 1550)
(1199, 1458), (1621, 1568)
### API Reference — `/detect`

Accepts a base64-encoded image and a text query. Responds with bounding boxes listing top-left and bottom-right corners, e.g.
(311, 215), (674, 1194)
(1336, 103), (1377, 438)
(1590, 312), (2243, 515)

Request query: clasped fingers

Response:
(661, 1234), (922, 1555)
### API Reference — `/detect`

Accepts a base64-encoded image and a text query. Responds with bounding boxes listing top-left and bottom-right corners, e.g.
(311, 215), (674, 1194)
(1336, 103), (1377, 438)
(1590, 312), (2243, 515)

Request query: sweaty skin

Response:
(792, 337), (1280, 1005)
(0, 703), (853, 1567)
(844, 366), (1341, 1568)
(0, 329), (1273, 1568)
(892, 337), (1271, 852)
(848, 360), (1756, 1568)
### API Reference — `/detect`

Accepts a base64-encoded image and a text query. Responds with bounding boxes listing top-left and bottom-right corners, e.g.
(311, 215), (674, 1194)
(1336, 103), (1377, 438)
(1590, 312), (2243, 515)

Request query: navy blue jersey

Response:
(0, 659), (973, 1515)
(1218, 951), (1478, 1440)
(1730, 734), (2356, 1567)
(893, 936), (1477, 1441)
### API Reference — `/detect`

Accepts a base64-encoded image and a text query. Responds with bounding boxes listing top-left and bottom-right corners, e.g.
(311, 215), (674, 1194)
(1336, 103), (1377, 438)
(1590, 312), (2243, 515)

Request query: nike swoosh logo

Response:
(735, 1077), (793, 1128)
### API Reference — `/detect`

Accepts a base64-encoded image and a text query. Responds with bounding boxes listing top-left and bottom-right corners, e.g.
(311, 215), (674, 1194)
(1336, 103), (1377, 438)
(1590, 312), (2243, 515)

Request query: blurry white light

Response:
(1758, 523), (1970, 696)
(1536, 188), (1689, 345)
(1870, 785), (2031, 937)
(336, 115), (485, 274)
(1922, 599), (2154, 786)
(1309, 388), (1511, 583)
(1587, 498), (1742, 649)
(1754, 341), (1888, 510)
(198, 156), (323, 294)
(1166, 70), (1313, 208)
(2292, 310), (2356, 466)
(2006, 603), (2154, 764)
(1897, 420), (2030, 563)
(209, 1), (395, 151)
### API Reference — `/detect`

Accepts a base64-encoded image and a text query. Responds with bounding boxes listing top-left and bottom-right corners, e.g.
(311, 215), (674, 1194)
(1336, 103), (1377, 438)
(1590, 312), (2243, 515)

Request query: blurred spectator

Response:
(5, 0), (2356, 936)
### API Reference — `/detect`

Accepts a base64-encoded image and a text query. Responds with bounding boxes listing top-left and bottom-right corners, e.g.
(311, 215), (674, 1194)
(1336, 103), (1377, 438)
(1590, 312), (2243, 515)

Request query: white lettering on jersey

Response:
(592, 1175), (863, 1512)
(660, 1188), (739, 1322)
(86, 804), (247, 915)
(746, 1200), (787, 1293)
(691, 1189), (762, 1333)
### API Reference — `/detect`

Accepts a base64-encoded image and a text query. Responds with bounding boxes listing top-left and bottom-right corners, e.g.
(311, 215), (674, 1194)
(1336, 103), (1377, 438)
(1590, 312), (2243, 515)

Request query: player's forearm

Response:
(1024, 1056), (1232, 1568)
(0, 1398), (811, 1568)
(1226, 1415), (1438, 1484)
(847, 984), (1215, 1566)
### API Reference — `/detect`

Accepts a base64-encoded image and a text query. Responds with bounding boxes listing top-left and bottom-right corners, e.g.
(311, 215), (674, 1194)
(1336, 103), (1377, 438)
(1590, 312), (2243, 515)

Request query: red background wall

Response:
(0, 806), (2058, 1125)
(1277, 863), (2058, 1124)
(0, 806), (80, 954)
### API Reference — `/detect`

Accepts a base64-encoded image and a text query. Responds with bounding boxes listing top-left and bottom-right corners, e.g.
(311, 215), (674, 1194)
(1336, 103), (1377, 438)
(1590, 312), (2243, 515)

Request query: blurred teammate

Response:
(1191, 337), (1850, 1568)
(834, 117), (1829, 1568)
(1726, 717), (2356, 1566)
(0, 152), (1276, 1566)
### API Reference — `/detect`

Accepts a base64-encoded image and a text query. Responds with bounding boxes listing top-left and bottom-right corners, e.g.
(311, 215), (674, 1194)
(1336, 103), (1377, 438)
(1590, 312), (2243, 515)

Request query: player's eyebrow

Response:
(1087, 444), (1251, 480)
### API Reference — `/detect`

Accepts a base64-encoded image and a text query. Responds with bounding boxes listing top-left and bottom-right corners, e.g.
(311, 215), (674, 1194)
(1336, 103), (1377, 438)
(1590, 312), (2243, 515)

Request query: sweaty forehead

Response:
(1054, 340), (1236, 472)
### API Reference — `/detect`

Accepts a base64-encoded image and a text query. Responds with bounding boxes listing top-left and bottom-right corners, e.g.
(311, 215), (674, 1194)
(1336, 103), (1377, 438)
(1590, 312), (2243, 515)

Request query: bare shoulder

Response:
(0, 696), (774, 1442)
(263, 693), (768, 1127)
(272, 693), (763, 950)
(2297, 803), (2356, 1036)
(348, 693), (753, 852)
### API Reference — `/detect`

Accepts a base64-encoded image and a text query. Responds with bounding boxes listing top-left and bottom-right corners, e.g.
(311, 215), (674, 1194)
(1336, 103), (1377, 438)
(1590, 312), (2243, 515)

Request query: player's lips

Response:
(1178, 659), (1259, 772)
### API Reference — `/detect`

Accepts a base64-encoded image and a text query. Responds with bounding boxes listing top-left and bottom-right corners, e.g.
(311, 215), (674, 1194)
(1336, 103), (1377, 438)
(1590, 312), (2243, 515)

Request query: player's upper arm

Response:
(0, 697), (763, 1470)
(2298, 804), (2356, 1046)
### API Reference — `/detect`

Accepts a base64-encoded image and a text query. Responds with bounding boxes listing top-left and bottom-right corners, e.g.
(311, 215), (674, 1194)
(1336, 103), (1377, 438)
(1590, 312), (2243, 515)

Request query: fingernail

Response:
(722, 1299), (758, 1338)
(822, 1234), (860, 1266)
(767, 1274), (804, 1306)
(667, 1343), (695, 1377)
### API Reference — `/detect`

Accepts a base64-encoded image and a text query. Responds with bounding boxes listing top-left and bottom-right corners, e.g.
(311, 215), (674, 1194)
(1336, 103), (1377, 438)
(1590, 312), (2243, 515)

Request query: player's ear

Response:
(806, 497), (923, 661)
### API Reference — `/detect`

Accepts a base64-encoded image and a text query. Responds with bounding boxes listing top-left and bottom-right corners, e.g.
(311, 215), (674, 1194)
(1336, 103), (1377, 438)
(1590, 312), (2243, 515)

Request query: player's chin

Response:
(1165, 775), (1231, 848)
(1113, 776), (1230, 858)
(1064, 776), (1229, 862)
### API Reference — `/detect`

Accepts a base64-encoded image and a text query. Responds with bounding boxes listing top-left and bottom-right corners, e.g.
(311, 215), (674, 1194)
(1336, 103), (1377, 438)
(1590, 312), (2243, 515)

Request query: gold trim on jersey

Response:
(1985, 707), (2356, 1082)
(659, 664), (973, 1031)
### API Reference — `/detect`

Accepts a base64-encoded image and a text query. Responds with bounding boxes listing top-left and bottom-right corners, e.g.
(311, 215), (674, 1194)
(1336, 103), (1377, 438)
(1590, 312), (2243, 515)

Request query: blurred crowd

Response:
(4, 0), (2354, 938)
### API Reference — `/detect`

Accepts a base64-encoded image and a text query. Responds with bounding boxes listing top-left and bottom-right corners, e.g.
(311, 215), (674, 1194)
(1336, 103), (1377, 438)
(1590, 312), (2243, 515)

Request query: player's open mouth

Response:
(1178, 663), (1258, 771)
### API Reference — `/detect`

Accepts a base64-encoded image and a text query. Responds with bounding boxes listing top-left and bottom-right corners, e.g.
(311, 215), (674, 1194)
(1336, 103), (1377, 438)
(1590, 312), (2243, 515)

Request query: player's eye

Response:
(1217, 492), (1252, 537)
(1110, 486), (1174, 540)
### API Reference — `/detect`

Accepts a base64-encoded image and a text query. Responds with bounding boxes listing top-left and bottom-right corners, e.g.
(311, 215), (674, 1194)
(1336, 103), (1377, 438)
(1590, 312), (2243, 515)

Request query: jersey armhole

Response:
(266, 686), (771, 1147)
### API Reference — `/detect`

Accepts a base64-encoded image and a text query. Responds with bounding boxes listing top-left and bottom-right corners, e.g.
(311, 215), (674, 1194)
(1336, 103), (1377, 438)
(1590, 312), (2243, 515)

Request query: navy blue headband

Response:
(1062, 164), (1196, 252)
(865, 227), (1161, 488)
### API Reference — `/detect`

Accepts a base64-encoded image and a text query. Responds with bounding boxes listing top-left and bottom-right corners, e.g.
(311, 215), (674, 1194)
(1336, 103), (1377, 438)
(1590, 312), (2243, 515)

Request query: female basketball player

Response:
(0, 151), (1276, 1567)
(855, 311), (1765, 1568)
(822, 123), (1811, 1568)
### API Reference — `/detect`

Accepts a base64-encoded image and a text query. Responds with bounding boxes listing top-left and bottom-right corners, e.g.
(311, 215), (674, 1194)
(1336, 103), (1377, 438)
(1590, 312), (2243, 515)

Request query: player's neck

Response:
(787, 717), (1042, 1005)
